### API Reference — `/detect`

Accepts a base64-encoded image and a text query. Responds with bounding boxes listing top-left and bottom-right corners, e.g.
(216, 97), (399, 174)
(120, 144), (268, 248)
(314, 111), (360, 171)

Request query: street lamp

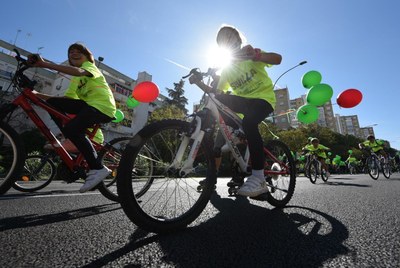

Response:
(97, 56), (104, 68)
(13, 29), (22, 46)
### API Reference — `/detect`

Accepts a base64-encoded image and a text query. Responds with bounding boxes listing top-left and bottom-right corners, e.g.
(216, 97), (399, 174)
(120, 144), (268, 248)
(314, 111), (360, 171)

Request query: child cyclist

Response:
(189, 24), (282, 197)
(303, 138), (331, 177)
(28, 42), (116, 193)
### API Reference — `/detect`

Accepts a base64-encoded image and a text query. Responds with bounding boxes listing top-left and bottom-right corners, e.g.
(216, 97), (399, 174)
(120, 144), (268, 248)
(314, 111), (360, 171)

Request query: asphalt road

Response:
(1, 173), (400, 267)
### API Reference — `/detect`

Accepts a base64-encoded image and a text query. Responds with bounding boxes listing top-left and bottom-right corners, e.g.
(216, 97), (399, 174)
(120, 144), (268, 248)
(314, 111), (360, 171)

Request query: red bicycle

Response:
(0, 49), (147, 201)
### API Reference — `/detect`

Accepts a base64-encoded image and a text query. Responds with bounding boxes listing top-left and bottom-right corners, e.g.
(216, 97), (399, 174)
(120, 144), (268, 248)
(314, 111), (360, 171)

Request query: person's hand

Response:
(27, 54), (45, 67)
(233, 45), (256, 61)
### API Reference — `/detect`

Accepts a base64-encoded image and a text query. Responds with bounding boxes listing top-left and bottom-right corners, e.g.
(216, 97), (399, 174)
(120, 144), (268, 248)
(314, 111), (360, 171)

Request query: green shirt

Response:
(217, 56), (276, 108)
(65, 61), (116, 118)
(304, 144), (330, 158)
(362, 139), (384, 153)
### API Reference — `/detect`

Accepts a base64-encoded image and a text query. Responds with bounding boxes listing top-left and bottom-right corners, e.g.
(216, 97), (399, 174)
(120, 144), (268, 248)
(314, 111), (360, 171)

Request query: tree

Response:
(148, 105), (186, 123)
(165, 79), (188, 115)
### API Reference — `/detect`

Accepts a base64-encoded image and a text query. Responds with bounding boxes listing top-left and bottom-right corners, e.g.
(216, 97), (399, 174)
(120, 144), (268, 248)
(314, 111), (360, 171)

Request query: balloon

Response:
(112, 109), (124, 123)
(301, 70), (322, 89)
(348, 150), (353, 154)
(296, 104), (319, 124)
(132, 81), (159, 103)
(327, 152), (332, 156)
(126, 96), (140, 108)
(306, 83), (333, 106)
(336, 88), (363, 108)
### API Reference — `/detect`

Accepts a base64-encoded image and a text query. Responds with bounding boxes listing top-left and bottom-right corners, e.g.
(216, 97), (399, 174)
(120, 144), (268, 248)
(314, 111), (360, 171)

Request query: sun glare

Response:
(207, 45), (232, 69)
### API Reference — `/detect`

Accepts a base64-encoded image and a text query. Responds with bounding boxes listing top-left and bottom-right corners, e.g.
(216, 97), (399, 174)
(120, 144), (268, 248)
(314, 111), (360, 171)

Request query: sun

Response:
(207, 45), (233, 69)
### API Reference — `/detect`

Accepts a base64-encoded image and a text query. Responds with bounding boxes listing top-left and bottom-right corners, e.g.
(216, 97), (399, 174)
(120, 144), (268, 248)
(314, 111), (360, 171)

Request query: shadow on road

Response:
(0, 203), (120, 232)
(84, 192), (350, 267)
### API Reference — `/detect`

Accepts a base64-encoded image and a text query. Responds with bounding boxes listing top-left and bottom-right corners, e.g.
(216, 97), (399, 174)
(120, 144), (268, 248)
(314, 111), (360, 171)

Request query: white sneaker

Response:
(237, 175), (269, 197)
(80, 166), (111, 193)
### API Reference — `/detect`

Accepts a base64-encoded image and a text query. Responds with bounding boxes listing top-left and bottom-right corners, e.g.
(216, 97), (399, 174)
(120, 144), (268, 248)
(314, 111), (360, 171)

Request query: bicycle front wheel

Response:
(367, 156), (379, 180)
(13, 155), (55, 192)
(117, 119), (216, 233)
(0, 121), (25, 194)
(264, 140), (296, 208)
(308, 160), (318, 184)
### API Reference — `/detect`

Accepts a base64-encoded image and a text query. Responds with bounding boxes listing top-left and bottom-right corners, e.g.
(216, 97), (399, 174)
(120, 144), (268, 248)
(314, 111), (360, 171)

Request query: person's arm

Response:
(235, 45), (282, 65)
(28, 54), (91, 77)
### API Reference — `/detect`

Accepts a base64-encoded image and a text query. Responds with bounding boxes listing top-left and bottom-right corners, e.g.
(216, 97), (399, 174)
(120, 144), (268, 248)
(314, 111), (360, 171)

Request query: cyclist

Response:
(27, 42), (116, 193)
(345, 154), (357, 175)
(303, 138), (331, 177)
(189, 24), (282, 197)
(359, 135), (388, 163)
(301, 137), (314, 177)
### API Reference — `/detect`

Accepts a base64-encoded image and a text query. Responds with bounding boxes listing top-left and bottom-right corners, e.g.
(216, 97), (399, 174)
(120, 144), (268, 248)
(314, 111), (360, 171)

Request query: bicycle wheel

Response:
(97, 137), (133, 202)
(264, 140), (296, 208)
(12, 155), (55, 192)
(320, 164), (328, 182)
(0, 121), (26, 194)
(367, 156), (379, 180)
(117, 119), (216, 233)
(382, 161), (391, 179)
(308, 160), (318, 184)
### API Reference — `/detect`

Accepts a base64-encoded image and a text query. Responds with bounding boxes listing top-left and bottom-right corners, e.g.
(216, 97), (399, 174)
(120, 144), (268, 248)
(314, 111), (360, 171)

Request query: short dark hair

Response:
(68, 42), (95, 64)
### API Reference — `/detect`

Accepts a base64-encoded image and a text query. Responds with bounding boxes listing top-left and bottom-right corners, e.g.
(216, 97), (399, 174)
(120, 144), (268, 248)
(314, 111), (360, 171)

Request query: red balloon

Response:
(336, 89), (363, 108)
(132, 81), (159, 103)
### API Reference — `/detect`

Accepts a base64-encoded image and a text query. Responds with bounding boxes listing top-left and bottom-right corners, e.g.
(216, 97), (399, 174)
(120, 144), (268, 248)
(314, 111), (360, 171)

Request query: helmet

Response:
(367, 135), (375, 140)
(311, 137), (319, 143)
(308, 137), (313, 142)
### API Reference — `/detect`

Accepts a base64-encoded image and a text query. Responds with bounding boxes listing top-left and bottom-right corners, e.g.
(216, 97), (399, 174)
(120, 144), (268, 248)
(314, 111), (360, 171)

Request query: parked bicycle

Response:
(0, 49), (147, 201)
(116, 67), (297, 233)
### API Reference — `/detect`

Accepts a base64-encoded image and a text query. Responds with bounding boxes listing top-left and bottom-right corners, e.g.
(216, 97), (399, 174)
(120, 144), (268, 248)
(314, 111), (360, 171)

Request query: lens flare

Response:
(207, 45), (232, 69)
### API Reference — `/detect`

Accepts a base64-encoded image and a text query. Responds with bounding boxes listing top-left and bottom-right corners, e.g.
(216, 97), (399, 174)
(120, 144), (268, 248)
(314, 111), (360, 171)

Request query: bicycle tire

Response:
(382, 161), (391, 179)
(97, 137), (134, 202)
(0, 121), (26, 194)
(367, 155), (379, 180)
(117, 119), (216, 233)
(308, 160), (318, 184)
(320, 163), (328, 182)
(264, 140), (296, 208)
(12, 155), (55, 192)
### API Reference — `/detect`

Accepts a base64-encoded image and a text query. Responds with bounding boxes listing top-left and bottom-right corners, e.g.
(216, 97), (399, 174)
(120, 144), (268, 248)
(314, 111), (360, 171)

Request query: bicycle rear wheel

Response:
(0, 121), (25, 194)
(117, 119), (216, 233)
(264, 140), (296, 208)
(382, 161), (391, 179)
(367, 156), (379, 180)
(13, 155), (55, 192)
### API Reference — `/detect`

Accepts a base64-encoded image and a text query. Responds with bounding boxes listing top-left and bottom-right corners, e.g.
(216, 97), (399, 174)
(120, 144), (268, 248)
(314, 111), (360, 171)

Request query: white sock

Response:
(251, 169), (264, 182)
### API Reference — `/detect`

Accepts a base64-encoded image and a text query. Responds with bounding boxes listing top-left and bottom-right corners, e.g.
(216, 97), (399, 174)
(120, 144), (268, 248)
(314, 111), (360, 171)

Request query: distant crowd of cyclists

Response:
(295, 135), (400, 176)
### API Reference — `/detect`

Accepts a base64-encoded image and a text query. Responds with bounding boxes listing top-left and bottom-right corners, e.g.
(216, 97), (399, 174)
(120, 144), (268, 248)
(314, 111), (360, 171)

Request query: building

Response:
(0, 39), (165, 142)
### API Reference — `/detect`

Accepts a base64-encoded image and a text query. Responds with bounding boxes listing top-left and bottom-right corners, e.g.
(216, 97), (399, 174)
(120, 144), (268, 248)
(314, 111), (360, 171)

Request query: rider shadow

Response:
(320, 180), (372, 188)
(0, 203), (120, 232)
(90, 192), (350, 267)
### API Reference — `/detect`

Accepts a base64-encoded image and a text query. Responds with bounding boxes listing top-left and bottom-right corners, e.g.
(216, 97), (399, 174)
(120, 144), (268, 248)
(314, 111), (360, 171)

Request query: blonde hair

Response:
(68, 42), (95, 65)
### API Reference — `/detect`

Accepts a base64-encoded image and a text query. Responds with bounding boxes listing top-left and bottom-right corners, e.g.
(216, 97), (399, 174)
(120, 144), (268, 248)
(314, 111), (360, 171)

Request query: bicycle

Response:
(0, 49), (151, 201)
(305, 150), (329, 183)
(12, 136), (131, 194)
(363, 148), (390, 180)
(116, 67), (297, 234)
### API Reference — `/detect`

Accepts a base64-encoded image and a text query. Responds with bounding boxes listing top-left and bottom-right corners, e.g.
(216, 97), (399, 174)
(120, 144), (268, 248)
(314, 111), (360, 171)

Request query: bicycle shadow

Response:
(320, 180), (371, 188)
(0, 203), (120, 232)
(84, 192), (350, 267)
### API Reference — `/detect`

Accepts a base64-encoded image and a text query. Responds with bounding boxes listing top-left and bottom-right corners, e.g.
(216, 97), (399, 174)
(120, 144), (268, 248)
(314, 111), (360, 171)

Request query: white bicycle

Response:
(117, 68), (297, 233)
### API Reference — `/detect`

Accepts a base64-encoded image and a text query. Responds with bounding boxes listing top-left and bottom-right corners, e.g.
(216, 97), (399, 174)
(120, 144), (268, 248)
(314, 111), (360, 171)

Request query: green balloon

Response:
(306, 83), (333, 106)
(126, 96), (140, 108)
(302, 70), (322, 89)
(348, 150), (353, 154)
(112, 109), (124, 123)
(296, 104), (319, 124)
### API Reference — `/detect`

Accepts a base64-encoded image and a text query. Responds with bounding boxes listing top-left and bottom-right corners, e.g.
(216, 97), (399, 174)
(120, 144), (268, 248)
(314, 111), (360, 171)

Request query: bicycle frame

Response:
(171, 91), (289, 178)
(5, 87), (103, 172)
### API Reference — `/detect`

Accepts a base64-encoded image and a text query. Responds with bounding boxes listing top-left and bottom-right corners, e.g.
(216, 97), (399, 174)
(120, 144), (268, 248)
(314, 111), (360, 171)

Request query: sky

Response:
(2, 0), (400, 149)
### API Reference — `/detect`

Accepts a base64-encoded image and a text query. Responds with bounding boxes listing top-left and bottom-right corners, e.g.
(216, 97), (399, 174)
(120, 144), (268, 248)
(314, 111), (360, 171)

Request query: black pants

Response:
(215, 94), (273, 170)
(47, 97), (113, 169)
